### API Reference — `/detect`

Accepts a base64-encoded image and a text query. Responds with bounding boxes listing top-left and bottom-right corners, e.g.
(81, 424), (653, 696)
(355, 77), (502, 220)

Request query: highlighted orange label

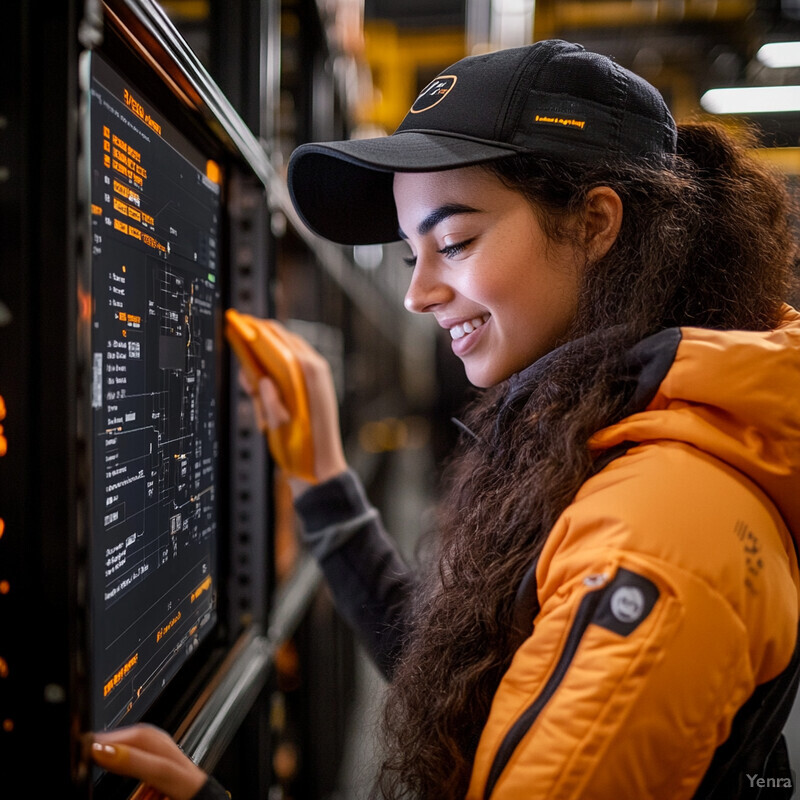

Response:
(103, 653), (139, 697)
(534, 114), (586, 130)
(191, 575), (212, 603)
(156, 612), (182, 643)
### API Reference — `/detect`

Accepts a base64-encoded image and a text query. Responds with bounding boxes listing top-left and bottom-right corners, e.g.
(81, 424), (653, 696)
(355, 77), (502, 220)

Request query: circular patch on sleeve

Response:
(610, 586), (646, 623)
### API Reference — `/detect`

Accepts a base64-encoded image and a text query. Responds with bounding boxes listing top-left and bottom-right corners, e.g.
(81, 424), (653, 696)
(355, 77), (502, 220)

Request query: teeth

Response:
(450, 315), (489, 340)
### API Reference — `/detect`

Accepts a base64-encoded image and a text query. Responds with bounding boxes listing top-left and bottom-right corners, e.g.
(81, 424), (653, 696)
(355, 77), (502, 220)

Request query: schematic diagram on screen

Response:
(88, 54), (222, 730)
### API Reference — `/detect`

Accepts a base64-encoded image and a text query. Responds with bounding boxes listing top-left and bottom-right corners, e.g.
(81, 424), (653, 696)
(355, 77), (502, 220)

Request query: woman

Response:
(90, 39), (800, 799)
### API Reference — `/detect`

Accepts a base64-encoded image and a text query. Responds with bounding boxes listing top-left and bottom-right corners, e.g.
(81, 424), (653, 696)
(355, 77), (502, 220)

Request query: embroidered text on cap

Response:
(411, 76), (458, 113)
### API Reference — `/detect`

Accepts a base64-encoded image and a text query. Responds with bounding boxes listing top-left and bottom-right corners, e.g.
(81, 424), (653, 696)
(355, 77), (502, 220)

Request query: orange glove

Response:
(225, 309), (316, 483)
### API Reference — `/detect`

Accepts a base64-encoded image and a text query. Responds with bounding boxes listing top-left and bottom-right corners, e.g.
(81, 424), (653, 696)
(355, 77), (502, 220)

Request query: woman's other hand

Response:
(88, 724), (208, 800)
(235, 318), (348, 496)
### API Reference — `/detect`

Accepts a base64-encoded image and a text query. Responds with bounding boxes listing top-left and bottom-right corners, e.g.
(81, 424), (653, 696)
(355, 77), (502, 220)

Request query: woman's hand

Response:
(88, 724), (208, 800)
(232, 316), (348, 496)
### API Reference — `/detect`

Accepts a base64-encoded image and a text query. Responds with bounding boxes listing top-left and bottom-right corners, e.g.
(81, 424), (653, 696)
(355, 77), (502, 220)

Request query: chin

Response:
(463, 364), (506, 389)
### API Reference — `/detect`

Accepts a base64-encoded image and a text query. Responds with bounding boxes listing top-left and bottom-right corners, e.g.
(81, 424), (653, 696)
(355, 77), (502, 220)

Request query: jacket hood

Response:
(591, 305), (800, 539)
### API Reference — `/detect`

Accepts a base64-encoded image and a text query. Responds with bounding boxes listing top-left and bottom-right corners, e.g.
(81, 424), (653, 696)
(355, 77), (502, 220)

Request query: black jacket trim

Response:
(692, 620), (800, 799)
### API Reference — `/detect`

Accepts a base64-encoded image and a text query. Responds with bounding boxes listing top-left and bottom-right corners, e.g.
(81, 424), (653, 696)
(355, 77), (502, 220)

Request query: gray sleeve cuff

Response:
(294, 469), (380, 561)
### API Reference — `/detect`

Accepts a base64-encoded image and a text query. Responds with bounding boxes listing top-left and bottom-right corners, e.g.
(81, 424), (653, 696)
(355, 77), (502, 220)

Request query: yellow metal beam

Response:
(536, 0), (755, 36)
(160, 0), (210, 24)
(753, 147), (800, 175)
(361, 21), (466, 131)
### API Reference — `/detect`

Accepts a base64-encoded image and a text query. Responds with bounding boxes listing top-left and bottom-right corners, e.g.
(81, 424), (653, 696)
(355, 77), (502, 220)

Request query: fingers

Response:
(269, 327), (347, 484)
(261, 319), (325, 370)
(269, 325), (332, 394)
(89, 725), (207, 800)
(276, 324), (319, 359)
(279, 327), (331, 378)
(239, 369), (290, 430)
(258, 375), (291, 428)
(92, 721), (177, 751)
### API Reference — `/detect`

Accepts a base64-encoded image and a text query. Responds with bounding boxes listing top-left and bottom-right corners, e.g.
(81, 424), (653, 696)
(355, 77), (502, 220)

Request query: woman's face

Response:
(394, 166), (583, 388)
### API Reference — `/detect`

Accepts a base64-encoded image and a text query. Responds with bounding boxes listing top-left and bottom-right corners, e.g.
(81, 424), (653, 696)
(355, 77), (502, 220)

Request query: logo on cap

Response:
(609, 586), (646, 623)
(410, 75), (457, 114)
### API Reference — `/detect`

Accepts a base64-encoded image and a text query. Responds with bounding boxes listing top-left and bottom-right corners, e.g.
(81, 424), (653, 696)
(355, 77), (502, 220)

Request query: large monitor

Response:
(0, 1), (297, 796)
(88, 52), (222, 734)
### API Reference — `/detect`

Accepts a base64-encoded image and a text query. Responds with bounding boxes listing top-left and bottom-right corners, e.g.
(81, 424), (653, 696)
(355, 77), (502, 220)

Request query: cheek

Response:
(495, 254), (580, 341)
(461, 242), (528, 305)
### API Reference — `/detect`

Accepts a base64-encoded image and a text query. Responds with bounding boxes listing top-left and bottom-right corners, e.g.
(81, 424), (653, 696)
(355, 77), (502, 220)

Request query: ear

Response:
(583, 186), (622, 260)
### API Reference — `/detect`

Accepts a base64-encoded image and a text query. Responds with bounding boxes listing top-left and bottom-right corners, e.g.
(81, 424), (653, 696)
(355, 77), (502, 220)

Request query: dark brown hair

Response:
(373, 121), (798, 799)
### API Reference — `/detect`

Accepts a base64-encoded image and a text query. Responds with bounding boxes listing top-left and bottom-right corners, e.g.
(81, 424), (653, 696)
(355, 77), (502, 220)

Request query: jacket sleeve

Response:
(467, 442), (799, 800)
(294, 469), (418, 679)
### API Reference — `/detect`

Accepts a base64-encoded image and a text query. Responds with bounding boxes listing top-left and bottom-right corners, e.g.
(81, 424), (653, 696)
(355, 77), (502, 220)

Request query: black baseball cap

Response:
(287, 39), (677, 246)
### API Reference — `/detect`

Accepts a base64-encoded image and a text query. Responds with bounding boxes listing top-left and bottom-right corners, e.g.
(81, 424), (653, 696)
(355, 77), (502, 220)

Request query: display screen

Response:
(88, 53), (221, 731)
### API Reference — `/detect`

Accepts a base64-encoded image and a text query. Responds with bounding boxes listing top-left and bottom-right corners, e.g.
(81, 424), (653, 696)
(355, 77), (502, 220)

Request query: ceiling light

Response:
(700, 86), (800, 114)
(757, 42), (800, 69)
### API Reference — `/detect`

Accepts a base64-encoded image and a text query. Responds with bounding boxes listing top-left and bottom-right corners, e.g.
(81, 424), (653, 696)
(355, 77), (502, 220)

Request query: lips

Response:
(445, 313), (490, 358)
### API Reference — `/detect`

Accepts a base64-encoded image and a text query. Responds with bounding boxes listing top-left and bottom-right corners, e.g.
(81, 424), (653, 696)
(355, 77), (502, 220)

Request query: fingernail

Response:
(92, 742), (119, 761)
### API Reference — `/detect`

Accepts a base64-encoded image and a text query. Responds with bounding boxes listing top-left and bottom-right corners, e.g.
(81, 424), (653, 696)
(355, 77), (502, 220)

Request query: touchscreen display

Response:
(88, 53), (221, 731)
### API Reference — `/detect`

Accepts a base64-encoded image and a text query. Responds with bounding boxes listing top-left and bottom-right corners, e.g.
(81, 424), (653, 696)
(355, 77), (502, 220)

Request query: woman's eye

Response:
(401, 238), (474, 267)
(438, 238), (475, 258)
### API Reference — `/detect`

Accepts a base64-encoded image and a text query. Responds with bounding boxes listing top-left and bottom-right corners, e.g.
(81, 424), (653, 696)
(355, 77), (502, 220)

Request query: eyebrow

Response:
(398, 203), (481, 239)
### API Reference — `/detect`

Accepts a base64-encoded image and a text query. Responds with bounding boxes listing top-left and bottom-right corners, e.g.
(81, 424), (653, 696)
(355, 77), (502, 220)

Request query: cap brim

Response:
(287, 131), (518, 245)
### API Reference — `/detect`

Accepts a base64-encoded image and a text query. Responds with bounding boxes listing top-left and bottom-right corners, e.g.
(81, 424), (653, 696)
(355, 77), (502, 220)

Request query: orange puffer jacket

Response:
(296, 307), (800, 800)
(467, 307), (800, 799)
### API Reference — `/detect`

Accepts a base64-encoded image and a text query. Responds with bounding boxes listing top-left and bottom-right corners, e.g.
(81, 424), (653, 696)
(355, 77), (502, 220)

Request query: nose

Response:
(403, 263), (452, 314)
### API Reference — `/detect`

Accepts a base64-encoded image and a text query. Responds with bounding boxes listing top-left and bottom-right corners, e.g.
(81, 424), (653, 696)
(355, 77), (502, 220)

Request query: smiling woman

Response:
(91, 39), (800, 800)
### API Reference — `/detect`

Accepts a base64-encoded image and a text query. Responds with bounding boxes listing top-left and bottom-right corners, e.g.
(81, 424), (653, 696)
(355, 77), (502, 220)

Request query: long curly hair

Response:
(373, 121), (798, 799)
